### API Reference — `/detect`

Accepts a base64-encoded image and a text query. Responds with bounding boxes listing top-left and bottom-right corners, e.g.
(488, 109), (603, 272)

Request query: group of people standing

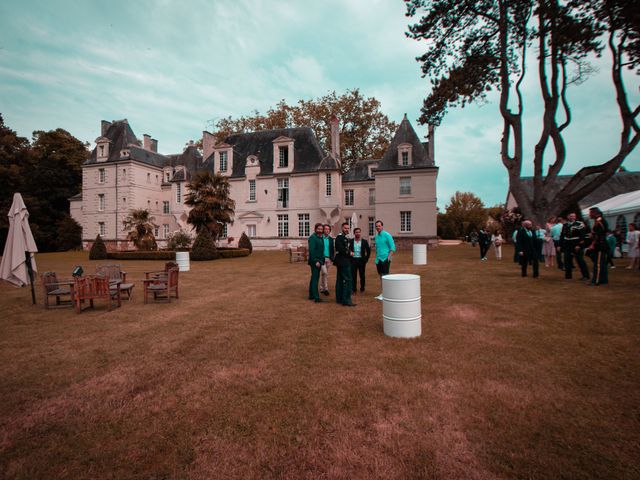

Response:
(307, 220), (396, 306)
(514, 207), (612, 286)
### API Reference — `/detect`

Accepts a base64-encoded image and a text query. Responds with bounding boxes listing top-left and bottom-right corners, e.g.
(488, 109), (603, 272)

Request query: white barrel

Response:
(380, 274), (421, 338)
(413, 244), (427, 265)
(176, 251), (190, 272)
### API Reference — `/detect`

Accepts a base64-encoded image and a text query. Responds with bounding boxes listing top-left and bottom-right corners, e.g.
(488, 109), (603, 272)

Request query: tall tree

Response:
(438, 191), (487, 238)
(406, 0), (639, 224)
(185, 172), (235, 240)
(211, 89), (398, 171)
(0, 117), (87, 251)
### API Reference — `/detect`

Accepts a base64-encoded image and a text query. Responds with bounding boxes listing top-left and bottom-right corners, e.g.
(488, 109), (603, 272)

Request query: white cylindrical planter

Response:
(413, 244), (427, 265)
(380, 274), (421, 338)
(176, 251), (190, 272)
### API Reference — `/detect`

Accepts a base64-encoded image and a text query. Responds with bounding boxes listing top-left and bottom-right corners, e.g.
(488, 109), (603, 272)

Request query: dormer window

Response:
(96, 137), (109, 163)
(220, 151), (228, 172)
(120, 149), (130, 159)
(273, 136), (294, 172)
(397, 143), (413, 166)
(278, 146), (288, 168)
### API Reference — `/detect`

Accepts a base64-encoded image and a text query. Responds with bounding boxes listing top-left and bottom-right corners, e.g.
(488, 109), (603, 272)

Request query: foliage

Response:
(122, 209), (158, 251)
(438, 191), (487, 239)
(185, 172), (235, 240)
(238, 232), (253, 254)
(167, 230), (193, 251)
(106, 250), (176, 260)
(191, 228), (218, 261)
(0, 115), (87, 251)
(406, 0), (640, 223)
(217, 248), (250, 258)
(55, 215), (82, 251)
(89, 235), (108, 260)
(209, 90), (398, 171)
(496, 207), (524, 241)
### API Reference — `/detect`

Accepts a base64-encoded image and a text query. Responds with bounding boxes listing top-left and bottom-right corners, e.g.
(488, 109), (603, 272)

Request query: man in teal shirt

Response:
(308, 223), (325, 302)
(374, 220), (395, 277)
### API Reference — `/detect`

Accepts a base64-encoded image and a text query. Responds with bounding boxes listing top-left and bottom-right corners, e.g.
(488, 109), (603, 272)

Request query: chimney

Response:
(150, 139), (158, 153)
(330, 115), (340, 160)
(101, 120), (111, 136)
(143, 134), (152, 150)
(428, 124), (435, 164)
(202, 131), (216, 161)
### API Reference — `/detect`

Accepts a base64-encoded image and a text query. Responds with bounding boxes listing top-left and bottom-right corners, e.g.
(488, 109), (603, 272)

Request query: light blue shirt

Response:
(353, 240), (362, 258)
(550, 223), (563, 241)
(375, 230), (395, 263)
(323, 236), (330, 258)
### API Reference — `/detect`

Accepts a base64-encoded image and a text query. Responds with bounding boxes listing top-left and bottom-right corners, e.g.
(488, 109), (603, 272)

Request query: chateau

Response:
(70, 116), (438, 250)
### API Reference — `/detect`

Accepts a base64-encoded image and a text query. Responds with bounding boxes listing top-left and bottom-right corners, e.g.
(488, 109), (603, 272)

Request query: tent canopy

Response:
(582, 189), (640, 218)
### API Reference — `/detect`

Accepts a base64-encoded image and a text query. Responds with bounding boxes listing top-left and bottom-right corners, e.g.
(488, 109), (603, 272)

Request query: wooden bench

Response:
(41, 272), (74, 309)
(96, 264), (135, 300)
(289, 246), (308, 263)
(74, 275), (121, 313)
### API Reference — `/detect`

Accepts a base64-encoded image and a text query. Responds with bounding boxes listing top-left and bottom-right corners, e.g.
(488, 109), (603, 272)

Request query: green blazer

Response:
(308, 234), (325, 266)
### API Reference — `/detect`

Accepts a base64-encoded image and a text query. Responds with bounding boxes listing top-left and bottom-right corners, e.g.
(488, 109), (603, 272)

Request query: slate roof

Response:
(376, 115), (435, 171)
(84, 120), (206, 183)
(203, 127), (329, 178)
(508, 171), (640, 210)
(343, 159), (379, 182)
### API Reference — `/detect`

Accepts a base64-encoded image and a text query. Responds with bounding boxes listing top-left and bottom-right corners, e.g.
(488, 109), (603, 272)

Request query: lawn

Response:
(0, 245), (638, 479)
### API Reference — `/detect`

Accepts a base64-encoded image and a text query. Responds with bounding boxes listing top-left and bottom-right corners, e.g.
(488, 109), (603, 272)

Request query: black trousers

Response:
(351, 258), (367, 292)
(376, 259), (390, 276)
(479, 243), (489, 258)
(519, 254), (539, 277)
(553, 240), (564, 268)
(563, 248), (589, 279)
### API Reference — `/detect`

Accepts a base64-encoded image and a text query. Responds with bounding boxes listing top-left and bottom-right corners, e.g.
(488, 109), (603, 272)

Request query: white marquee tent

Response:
(582, 189), (640, 219)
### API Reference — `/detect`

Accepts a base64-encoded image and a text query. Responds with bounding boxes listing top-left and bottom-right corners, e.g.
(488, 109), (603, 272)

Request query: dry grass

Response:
(0, 246), (638, 479)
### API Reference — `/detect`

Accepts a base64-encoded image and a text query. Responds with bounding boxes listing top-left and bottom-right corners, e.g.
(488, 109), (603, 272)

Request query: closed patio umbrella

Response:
(350, 212), (358, 237)
(0, 193), (38, 303)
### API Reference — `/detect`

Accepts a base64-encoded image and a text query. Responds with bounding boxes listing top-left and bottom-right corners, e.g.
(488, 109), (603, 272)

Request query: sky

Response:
(0, 0), (638, 209)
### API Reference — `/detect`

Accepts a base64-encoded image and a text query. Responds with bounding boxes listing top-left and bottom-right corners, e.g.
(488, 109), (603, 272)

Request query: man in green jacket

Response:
(308, 223), (325, 302)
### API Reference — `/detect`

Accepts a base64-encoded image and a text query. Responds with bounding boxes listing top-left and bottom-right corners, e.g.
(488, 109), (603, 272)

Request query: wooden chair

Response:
(143, 267), (179, 303)
(144, 261), (178, 280)
(41, 272), (74, 309)
(96, 264), (135, 300)
(74, 275), (121, 313)
(289, 245), (308, 263)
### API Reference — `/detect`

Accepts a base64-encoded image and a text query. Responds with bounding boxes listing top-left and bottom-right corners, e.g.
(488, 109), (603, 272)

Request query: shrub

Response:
(167, 230), (193, 251)
(238, 232), (253, 254)
(107, 251), (176, 260)
(89, 235), (108, 260)
(56, 215), (82, 251)
(191, 229), (218, 261)
(218, 248), (250, 258)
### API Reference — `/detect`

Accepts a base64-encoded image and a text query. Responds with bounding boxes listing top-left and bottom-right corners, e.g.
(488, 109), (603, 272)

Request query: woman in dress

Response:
(626, 223), (639, 269)
(491, 230), (503, 260)
(543, 225), (556, 267)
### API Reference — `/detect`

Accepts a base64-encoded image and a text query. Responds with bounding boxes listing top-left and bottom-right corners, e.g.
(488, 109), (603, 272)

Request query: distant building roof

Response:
(204, 127), (330, 178)
(343, 159), (379, 183)
(84, 120), (204, 181)
(506, 171), (640, 210)
(375, 115), (435, 172)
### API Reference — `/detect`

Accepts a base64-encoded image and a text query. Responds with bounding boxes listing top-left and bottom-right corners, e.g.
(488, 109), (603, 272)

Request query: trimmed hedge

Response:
(238, 232), (253, 254)
(89, 235), (108, 260)
(103, 247), (250, 260)
(218, 248), (250, 258)
(107, 251), (176, 260)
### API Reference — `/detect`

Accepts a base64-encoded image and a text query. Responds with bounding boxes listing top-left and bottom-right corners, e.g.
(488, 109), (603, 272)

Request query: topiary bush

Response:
(238, 232), (253, 254)
(89, 234), (108, 260)
(191, 229), (218, 261)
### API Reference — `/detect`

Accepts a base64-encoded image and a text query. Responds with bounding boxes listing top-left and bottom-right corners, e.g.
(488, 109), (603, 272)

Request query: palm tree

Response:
(185, 172), (235, 239)
(122, 209), (158, 250)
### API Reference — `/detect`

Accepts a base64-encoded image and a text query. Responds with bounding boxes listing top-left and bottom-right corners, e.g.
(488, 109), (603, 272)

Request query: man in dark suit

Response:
(516, 220), (539, 278)
(334, 222), (356, 307)
(478, 228), (491, 260)
(349, 227), (371, 294)
(307, 223), (325, 302)
(559, 212), (590, 280)
(586, 207), (609, 286)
